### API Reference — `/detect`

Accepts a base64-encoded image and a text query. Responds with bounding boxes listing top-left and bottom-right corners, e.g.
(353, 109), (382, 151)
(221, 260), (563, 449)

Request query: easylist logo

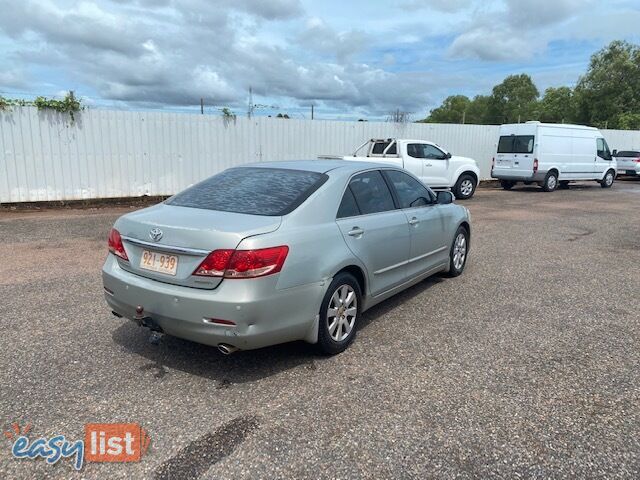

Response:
(6, 422), (151, 470)
(85, 423), (151, 463)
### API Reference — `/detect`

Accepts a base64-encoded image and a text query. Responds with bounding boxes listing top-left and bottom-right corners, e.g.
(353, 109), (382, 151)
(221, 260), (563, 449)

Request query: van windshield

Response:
(498, 135), (534, 154)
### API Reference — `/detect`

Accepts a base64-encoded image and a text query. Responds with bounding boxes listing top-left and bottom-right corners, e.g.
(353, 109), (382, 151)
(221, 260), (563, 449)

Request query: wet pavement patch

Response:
(154, 415), (259, 480)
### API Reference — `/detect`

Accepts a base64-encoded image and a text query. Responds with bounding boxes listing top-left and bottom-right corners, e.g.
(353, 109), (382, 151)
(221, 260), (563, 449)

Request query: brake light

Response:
(635, 158), (640, 163)
(491, 157), (495, 173)
(533, 158), (539, 173)
(193, 249), (234, 277)
(193, 246), (289, 279)
(108, 228), (129, 261)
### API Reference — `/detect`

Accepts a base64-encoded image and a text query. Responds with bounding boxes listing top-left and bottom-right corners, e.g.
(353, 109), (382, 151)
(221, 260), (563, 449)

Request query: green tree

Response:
(574, 40), (640, 129)
(487, 74), (539, 124)
(465, 95), (491, 124)
(538, 86), (576, 123)
(423, 95), (471, 123)
(616, 112), (640, 130)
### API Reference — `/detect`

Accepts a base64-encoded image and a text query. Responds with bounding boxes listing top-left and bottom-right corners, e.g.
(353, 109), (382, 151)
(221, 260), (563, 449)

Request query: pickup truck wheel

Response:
(454, 174), (476, 199)
(500, 180), (515, 190)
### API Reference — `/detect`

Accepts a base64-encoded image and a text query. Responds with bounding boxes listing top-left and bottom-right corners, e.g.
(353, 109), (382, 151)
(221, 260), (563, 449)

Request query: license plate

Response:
(140, 250), (178, 276)
(497, 159), (511, 167)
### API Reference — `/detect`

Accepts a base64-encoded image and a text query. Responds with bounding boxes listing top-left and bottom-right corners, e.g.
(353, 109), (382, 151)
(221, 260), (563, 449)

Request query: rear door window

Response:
(348, 171), (396, 215)
(167, 167), (327, 216)
(337, 187), (360, 218)
(498, 135), (534, 154)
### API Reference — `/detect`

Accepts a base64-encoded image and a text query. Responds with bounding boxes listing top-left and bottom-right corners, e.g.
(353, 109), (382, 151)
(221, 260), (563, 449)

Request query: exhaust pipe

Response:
(217, 343), (239, 355)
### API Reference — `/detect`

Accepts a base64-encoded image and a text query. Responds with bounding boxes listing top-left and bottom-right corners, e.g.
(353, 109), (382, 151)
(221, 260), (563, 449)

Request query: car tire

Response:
(542, 171), (558, 192)
(600, 169), (615, 188)
(454, 174), (477, 200)
(559, 180), (570, 189)
(317, 272), (362, 355)
(500, 180), (515, 190)
(446, 226), (469, 278)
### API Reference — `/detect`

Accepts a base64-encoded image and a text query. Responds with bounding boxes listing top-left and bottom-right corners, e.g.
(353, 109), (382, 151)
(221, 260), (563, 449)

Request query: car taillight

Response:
(108, 228), (129, 261)
(533, 158), (539, 173)
(491, 157), (495, 173)
(193, 249), (234, 277)
(193, 246), (289, 279)
(635, 158), (640, 163)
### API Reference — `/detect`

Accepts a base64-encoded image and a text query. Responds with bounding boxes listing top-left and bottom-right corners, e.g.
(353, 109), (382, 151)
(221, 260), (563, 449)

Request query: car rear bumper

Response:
(102, 255), (325, 350)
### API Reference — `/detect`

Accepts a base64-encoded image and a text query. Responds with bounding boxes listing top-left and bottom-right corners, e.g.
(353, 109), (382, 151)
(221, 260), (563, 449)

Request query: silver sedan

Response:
(102, 160), (471, 355)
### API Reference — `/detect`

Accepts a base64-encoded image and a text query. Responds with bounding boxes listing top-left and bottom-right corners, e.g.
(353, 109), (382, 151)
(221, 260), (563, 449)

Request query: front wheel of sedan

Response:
(317, 273), (362, 355)
(447, 227), (469, 277)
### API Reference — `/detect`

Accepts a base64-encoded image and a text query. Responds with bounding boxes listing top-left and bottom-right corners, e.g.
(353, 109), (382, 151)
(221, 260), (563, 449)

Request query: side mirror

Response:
(445, 152), (452, 159)
(436, 191), (453, 204)
(612, 149), (618, 156)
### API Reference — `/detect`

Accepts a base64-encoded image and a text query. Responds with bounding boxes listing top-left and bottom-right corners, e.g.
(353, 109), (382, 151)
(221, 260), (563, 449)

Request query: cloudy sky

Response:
(0, 0), (639, 120)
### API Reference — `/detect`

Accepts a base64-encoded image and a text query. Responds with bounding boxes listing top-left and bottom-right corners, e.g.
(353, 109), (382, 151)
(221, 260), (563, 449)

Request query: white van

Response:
(491, 122), (617, 191)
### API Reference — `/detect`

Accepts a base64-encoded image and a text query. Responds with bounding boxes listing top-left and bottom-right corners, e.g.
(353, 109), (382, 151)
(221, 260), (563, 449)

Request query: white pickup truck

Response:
(322, 138), (481, 199)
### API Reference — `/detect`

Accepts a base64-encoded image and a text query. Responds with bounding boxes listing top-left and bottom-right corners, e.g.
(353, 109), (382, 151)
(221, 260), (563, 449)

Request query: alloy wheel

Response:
(327, 285), (357, 342)
(453, 233), (467, 270)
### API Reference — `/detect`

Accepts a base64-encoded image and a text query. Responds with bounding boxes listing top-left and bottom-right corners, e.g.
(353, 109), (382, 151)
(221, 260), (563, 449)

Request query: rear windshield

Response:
(167, 167), (328, 216)
(371, 141), (397, 155)
(497, 135), (535, 154)
(616, 151), (640, 157)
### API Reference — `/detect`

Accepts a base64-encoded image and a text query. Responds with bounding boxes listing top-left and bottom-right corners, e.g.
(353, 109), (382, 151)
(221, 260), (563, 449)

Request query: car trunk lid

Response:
(114, 203), (282, 289)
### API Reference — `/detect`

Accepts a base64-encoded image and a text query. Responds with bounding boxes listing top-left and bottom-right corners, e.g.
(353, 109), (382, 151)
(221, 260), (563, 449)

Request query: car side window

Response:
(597, 138), (611, 160)
(383, 170), (434, 209)
(337, 187), (360, 218)
(424, 144), (446, 159)
(407, 143), (426, 158)
(348, 171), (396, 215)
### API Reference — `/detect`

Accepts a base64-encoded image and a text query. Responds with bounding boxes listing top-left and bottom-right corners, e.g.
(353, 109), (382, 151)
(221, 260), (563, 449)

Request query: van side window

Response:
(597, 138), (612, 160)
(348, 171), (396, 215)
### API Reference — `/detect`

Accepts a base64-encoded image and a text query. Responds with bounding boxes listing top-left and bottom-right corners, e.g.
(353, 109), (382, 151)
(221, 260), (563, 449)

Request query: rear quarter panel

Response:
(235, 171), (368, 293)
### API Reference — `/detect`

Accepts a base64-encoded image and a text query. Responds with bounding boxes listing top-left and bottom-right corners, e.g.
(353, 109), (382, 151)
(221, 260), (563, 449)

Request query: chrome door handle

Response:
(348, 227), (364, 237)
(425, 163), (433, 167)
(408, 217), (419, 226)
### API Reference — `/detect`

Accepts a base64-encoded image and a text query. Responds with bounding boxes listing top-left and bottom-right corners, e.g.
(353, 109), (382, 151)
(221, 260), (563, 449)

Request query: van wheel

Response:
(601, 170), (615, 188)
(542, 171), (558, 192)
(454, 174), (476, 200)
(317, 273), (362, 355)
(559, 181), (570, 189)
(447, 226), (469, 277)
(500, 180), (515, 190)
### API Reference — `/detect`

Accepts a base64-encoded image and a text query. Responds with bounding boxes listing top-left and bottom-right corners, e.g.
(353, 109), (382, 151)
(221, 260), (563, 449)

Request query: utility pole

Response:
(311, 104), (314, 120)
(200, 98), (204, 115)
(247, 87), (253, 118)
(462, 110), (466, 124)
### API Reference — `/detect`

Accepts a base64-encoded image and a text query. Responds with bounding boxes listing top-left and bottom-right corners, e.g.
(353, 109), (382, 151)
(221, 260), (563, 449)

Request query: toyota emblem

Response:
(149, 228), (163, 242)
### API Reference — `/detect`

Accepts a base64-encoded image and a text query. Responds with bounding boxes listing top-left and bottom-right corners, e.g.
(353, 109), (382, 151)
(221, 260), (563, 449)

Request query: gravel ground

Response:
(0, 179), (639, 479)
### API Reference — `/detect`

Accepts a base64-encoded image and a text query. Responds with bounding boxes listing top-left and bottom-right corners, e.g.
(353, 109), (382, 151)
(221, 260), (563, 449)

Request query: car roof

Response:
(241, 159), (395, 174)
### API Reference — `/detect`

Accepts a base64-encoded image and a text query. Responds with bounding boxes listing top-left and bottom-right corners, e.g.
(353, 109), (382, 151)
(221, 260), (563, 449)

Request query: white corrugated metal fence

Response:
(2, 107), (639, 203)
